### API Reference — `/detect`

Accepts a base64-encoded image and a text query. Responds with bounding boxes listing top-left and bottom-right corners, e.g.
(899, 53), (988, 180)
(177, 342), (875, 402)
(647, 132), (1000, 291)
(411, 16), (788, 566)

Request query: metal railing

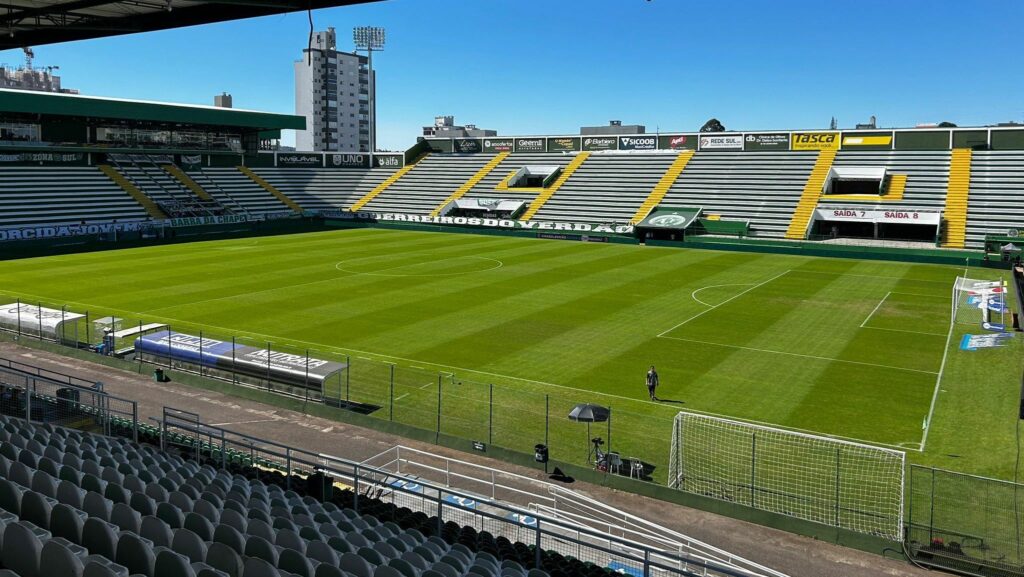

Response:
(157, 407), (786, 577)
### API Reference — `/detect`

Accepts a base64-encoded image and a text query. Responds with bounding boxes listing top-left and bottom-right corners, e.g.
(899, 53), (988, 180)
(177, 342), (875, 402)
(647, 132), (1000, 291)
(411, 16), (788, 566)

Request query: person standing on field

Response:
(646, 365), (659, 401)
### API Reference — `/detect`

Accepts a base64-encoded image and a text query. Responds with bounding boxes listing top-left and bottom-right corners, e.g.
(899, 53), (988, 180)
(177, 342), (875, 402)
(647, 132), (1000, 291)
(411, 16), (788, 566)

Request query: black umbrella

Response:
(568, 403), (609, 423)
(568, 403), (610, 464)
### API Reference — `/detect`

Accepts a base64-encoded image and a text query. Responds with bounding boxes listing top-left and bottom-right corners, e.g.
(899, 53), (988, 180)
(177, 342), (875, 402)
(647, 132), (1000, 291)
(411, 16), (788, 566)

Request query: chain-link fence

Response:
(908, 465), (1024, 576)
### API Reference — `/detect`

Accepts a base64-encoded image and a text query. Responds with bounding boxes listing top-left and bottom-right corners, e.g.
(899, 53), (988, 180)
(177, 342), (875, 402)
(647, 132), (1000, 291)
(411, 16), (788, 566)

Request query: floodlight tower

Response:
(352, 26), (384, 165)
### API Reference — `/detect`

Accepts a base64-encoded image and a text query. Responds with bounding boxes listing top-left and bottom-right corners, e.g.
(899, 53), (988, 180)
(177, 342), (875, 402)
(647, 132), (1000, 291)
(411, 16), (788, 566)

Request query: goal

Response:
(952, 276), (1007, 328)
(668, 411), (905, 540)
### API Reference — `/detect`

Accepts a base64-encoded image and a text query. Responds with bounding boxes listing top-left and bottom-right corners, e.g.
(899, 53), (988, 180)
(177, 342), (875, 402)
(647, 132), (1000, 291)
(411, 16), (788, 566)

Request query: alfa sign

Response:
(792, 132), (840, 151)
(698, 135), (743, 150)
(581, 136), (617, 151)
(618, 136), (657, 150)
(373, 154), (403, 168)
(332, 211), (634, 234)
(814, 208), (940, 225)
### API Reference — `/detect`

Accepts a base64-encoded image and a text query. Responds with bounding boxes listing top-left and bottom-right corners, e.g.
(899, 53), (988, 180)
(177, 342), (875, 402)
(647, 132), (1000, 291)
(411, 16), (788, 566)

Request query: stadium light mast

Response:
(353, 26), (384, 166)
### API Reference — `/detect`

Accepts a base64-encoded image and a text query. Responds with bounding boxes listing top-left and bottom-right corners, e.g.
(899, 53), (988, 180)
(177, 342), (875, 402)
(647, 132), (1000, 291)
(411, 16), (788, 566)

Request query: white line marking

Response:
(788, 269), (952, 284)
(920, 313), (956, 451)
(419, 382), (433, 389)
(207, 418), (279, 427)
(395, 393), (410, 401)
(657, 334), (939, 375)
(657, 270), (791, 337)
(410, 365), (425, 370)
(357, 357), (373, 361)
(890, 292), (948, 299)
(861, 326), (947, 337)
(690, 283), (756, 307)
(861, 291), (891, 328)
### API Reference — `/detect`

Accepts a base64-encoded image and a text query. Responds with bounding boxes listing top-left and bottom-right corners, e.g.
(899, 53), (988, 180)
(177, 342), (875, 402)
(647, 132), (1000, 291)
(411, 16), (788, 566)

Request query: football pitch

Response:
(1, 228), (1021, 481)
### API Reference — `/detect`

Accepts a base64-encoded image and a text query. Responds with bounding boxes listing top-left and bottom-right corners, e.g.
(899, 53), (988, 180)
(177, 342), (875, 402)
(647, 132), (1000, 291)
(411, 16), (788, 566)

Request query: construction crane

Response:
(22, 47), (33, 69)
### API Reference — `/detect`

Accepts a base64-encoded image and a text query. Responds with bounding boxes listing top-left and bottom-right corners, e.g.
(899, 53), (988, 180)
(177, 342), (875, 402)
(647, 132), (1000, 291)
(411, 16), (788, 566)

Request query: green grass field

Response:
(1, 228), (1021, 483)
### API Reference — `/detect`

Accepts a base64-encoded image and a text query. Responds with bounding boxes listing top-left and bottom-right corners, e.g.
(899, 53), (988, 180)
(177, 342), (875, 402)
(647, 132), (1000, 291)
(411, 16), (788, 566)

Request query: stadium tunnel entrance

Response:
(811, 210), (940, 243)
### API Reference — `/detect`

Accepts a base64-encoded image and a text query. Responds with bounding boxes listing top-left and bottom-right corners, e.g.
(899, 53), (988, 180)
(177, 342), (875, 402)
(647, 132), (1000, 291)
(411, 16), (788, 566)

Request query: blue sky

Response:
(2, 0), (1020, 150)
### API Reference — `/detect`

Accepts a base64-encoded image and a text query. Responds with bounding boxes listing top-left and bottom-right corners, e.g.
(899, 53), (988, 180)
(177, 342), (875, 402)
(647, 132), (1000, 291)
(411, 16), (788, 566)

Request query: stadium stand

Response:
(0, 167), (151, 228)
(529, 154), (677, 225)
(816, 151), (951, 208)
(107, 155), (229, 217)
(187, 169), (291, 215)
(360, 155), (495, 214)
(963, 150), (1021, 247)
(462, 154), (574, 201)
(663, 151), (819, 238)
(943, 148), (972, 248)
(252, 167), (397, 212)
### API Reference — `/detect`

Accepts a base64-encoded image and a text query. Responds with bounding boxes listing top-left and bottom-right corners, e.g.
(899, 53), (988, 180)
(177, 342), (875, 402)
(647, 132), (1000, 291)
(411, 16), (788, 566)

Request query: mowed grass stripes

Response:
(1, 228), (1021, 480)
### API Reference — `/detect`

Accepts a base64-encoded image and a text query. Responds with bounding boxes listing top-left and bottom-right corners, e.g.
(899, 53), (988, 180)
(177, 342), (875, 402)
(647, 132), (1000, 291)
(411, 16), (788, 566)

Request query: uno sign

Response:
(792, 132), (840, 151)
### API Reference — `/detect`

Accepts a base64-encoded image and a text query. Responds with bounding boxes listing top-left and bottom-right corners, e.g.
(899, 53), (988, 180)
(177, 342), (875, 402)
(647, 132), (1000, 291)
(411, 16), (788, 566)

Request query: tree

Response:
(700, 118), (726, 132)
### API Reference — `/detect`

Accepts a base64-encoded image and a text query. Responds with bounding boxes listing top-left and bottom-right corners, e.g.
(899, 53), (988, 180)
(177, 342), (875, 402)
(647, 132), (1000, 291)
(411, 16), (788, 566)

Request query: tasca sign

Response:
(515, 138), (545, 152)
(0, 222), (144, 242)
(482, 138), (514, 152)
(814, 208), (940, 225)
(618, 136), (657, 150)
(333, 211), (634, 234)
(792, 132), (840, 151)
(698, 135), (743, 150)
(582, 136), (617, 151)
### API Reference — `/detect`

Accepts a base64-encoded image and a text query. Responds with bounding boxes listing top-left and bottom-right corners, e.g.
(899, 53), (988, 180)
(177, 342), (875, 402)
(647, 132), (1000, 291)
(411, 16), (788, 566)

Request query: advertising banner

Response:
(698, 134), (744, 150)
(0, 152), (88, 166)
(0, 303), (85, 339)
(482, 138), (514, 152)
(453, 138), (483, 154)
(276, 153), (324, 168)
(814, 208), (940, 225)
(659, 135), (697, 150)
(0, 221), (145, 242)
(178, 154), (204, 169)
(743, 133), (790, 150)
(331, 211), (634, 235)
(581, 136), (618, 151)
(327, 153), (370, 168)
(135, 331), (346, 387)
(515, 138), (546, 153)
(636, 207), (702, 229)
(618, 135), (658, 151)
(373, 154), (404, 169)
(841, 133), (893, 150)
(169, 214), (253, 227)
(792, 132), (840, 151)
(547, 137), (580, 152)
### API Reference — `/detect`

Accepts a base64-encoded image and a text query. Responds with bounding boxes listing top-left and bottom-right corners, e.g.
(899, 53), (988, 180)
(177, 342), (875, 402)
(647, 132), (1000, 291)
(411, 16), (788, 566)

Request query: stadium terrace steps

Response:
(461, 153), (574, 199)
(97, 164), (167, 219)
(519, 152), (591, 221)
(162, 164), (213, 201)
(0, 167), (153, 227)
(248, 167), (396, 212)
(818, 151), (950, 211)
(237, 166), (303, 212)
(784, 150), (837, 239)
(429, 151), (510, 217)
(664, 151), (818, 238)
(630, 150), (695, 224)
(942, 148), (972, 248)
(964, 150), (1021, 248)
(358, 153), (506, 214)
(188, 168), (290, 214)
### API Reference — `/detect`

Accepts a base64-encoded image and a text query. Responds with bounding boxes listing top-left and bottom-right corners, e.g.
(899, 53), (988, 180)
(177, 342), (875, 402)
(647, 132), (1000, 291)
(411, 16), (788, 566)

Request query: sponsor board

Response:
(0, 303), (85, 338)
(327, 153), (369, 168)
(276, 153), (323, 167)
(744, 133), (790, 150)
(960, 332), (1014, 351)
(0, 222), (145, 242)
(482, 138), (514, 152)
(169, 214), (254, 227)
(453, 138), (482, 154)
(582, 136), (618, 151)
(515, 138), (545, 153)
(373, 154), (403, 168)
(841, 134), (893, 148)
(0, 152), (86, 164)
(618, 136), (657, 151)
(547, 137), (580, 152)
(814, 208), (940, 225)
(179, 154), (204, 169)
(792, 132), (840, 151)
(982, 322), (1006, 332)
(698, 135), (743, 150)
(659, 134), (697, 150)
(330, 211), (634, 235)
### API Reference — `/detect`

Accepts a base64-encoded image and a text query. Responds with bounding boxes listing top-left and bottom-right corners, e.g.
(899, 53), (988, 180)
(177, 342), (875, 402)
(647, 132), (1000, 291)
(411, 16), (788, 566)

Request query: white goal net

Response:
(952, 276), (1008, 329)
(668, 411), (905, 541)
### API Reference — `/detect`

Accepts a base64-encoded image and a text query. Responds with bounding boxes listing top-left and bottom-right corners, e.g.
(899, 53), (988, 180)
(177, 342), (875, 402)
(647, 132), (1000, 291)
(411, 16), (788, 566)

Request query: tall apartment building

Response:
(0, 66), (77, 94)
(294, 28), (373, 152)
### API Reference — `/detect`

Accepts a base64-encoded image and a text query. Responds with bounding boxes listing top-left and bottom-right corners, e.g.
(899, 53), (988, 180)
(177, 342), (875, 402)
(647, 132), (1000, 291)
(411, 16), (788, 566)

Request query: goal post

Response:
(668, 411), (905, 541)
(952, 276), (1007, 328)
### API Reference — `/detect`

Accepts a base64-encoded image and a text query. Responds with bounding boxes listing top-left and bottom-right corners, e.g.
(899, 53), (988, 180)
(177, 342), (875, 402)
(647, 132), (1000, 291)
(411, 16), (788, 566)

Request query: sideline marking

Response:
(690, 283), (756, 307)
(921, 310), (957, 451)
(657, 334), (939, 376)
(0, 283), (918, 452)
(788, 269), (952, 284)
(861, 326), (947, 337)
(658, 270), (791, 337)
(860, 292), (891, 328)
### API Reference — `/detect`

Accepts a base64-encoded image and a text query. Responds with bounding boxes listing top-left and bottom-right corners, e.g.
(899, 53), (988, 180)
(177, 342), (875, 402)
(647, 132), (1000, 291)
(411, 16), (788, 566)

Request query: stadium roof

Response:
(0, 0), (380, 50)
(0, 88), (305, 130)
